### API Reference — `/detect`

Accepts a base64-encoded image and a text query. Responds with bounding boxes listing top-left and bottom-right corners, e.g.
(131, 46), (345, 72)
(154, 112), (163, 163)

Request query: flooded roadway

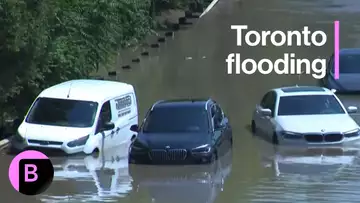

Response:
(2, 0), (360, 202)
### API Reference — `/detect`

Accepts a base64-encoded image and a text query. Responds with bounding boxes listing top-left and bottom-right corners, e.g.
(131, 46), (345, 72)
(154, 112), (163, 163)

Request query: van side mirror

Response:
(347, 106), (357, 114)
(260, 108), (272, 116)
(101, 122), (115, 131)
(130, 124), (138, 132)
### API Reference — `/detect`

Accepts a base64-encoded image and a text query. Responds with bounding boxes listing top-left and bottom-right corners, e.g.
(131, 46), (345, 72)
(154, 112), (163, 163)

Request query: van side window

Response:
(115, 94), (132, 118)
(100, 101), (112, 123)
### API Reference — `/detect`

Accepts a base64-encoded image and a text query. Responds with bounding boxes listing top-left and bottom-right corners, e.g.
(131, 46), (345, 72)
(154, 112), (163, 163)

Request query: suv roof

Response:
(151, 99), (212, 110)
(273, 86), (333, 97)
(340, 48), (360, 55)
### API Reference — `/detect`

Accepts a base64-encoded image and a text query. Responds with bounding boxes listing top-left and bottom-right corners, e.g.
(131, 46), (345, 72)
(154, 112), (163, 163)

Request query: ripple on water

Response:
(289, 0), (360, 13)
(38, 146), (133, 203)
(248, 148), (360, 203)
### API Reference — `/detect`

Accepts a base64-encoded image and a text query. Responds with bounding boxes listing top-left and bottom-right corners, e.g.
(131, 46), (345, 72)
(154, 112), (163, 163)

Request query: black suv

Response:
(128, 99), (232, 164)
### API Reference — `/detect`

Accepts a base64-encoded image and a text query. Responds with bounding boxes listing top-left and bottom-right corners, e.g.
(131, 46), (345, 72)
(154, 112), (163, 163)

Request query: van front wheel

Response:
(91, 148), (100, 158)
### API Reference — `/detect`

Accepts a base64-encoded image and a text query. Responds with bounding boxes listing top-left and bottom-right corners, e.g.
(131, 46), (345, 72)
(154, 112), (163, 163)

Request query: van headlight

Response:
(67, 135), (89, 147)
(344, 129), (360, 138)
(13, 131), (25, 142)
(192, 144), (211, 153)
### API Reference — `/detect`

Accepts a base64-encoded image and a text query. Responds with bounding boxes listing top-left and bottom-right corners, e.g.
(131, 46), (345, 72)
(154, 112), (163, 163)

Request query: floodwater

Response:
(2, 0), (360, 202)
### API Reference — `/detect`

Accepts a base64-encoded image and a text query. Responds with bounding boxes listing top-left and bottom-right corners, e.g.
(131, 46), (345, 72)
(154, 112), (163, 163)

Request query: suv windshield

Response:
(142, 106), (209, 133)
(26, 97), (98, 127)
(278, 95), (345, 116)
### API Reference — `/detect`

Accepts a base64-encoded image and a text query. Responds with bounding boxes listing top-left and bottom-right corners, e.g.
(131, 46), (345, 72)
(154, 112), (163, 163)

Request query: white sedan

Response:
(251, 86), (360, 145)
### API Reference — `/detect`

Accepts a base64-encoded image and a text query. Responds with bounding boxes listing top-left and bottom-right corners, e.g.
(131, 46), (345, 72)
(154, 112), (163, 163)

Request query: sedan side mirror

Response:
(347, 106), (357, 114)
(260, 108), (272, 116)
(130, 124), (138, 132)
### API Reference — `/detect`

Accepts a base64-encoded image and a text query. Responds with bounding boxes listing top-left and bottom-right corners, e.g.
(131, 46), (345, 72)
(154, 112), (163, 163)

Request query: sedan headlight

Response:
(192, 144), (211, 153)
(67, 135), (89, 147)
(281, 131), (303, 139)
(344, 129), (360, 138)
(12, 131), (25, 142)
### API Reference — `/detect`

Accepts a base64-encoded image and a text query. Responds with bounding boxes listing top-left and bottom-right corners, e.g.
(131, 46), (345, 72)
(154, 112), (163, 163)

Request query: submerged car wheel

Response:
(272, 133), (279, 145)
(8, 145), (19, 155)
(251, 120), (256, 135)
(208, 151), (218, 164)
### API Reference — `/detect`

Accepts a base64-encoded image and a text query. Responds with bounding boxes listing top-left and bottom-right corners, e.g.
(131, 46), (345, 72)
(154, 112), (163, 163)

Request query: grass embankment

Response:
(0, 0), (210, 137)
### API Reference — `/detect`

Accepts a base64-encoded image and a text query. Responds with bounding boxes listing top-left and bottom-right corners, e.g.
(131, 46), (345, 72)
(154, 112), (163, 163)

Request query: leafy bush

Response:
(0, 0), (187, 120)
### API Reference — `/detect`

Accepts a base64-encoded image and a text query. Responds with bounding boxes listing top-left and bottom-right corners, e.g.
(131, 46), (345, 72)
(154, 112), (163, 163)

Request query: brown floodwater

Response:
(2, 0), (360, 202)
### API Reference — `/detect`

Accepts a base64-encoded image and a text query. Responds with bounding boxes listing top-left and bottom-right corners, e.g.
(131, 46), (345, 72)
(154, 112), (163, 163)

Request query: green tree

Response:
(0, 0), (188, 122)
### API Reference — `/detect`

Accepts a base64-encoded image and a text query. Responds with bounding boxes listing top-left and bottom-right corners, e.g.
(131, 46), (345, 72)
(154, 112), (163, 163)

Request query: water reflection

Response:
(265, 146), (359, 177)
(40, 145), (132, 202)
(249, 146), (360, 202)
(129, 151), (233, 203)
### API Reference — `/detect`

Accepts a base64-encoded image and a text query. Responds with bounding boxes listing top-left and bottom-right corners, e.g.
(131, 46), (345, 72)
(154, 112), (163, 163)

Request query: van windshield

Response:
(25, 97), (98, 127)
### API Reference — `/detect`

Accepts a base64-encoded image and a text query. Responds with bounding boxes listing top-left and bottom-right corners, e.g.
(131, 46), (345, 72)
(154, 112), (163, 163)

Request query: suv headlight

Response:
(281, 131), (303, 139)
(344, 129), (360, 137)
(67, 135), (89, 147)
(12, 131), (25, 142)
(192, 144), (211, 153)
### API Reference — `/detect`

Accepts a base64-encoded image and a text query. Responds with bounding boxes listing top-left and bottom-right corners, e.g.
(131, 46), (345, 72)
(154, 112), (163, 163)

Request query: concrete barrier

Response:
(0, 138), (9, 149)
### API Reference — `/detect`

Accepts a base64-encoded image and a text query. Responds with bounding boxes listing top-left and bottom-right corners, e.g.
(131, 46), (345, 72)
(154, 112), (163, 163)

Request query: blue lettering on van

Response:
(115, 95), (131, 110)
(118, 109), (131, 117)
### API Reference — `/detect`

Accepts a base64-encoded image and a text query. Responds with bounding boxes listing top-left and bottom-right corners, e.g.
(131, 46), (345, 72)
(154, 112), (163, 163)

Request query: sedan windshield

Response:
(277, 95), (345, 116)
(339, 54), (360, 73)
(142, 106), (209, 133)
(26, 97), (98, 127)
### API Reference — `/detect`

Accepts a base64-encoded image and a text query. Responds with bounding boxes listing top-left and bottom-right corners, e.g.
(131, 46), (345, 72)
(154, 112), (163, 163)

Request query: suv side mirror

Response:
(101, 122), (115, 131)
(215, 123), (225, 130)
(130, 124), (138, 132)
(214, 118), (225, 130)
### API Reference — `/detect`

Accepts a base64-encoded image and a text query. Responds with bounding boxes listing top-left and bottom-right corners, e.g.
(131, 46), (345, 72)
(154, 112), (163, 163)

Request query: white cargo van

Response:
(11, 79), (138, 155)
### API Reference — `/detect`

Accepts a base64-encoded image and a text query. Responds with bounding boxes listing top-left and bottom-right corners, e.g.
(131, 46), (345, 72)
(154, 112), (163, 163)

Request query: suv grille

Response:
(149, 149), (187, 161)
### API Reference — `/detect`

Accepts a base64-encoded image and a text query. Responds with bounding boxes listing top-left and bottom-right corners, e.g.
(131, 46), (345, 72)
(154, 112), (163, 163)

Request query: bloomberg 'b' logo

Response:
(8, 150), (54, 195)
